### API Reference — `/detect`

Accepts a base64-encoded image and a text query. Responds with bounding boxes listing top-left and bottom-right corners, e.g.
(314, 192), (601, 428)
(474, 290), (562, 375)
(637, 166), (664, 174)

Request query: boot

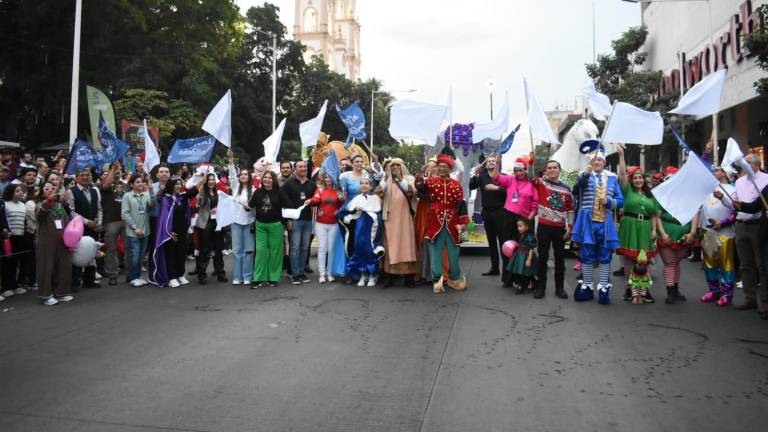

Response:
(533, 286), (545, 299)
(433, 276), (445, 293)
(623, 286), (632, 302)
(554, 287), (568, 299)
(446, 275), (467, 291)
(597, 283), (611, 305)
(665, 285), (686, 304)
(382, 274), (394, 289)
(574, 281), (593, 302)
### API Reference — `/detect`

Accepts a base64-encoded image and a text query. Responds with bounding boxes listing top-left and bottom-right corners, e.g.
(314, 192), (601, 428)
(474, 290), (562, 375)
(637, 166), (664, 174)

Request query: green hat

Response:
(636, 249), (648, 264)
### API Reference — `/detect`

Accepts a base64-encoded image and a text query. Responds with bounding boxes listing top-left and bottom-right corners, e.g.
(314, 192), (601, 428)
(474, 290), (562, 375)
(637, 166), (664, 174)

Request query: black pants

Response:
(501, 210), (523, 283)
(482, 207), (505, 272)
(166, 231), (188, 280)
(72, 228), (97, 288)
(536, 223), (566, 292)
(2, 235), (32, 291)
(195, 219), (224, 278)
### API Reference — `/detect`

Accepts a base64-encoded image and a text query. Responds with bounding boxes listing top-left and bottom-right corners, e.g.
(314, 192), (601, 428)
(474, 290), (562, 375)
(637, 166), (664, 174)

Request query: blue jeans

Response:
(126, 235), (148, 282)
(290, 220), (313, 276)
(231, 223), (255, 282)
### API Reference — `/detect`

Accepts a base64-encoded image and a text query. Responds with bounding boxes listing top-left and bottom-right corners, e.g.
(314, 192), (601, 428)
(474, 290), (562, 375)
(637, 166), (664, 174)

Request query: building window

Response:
(304, 7), (318, 32)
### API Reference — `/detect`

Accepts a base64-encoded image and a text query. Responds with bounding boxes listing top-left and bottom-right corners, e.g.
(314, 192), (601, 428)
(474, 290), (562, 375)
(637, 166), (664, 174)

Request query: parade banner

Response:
(65, 140), (100, 175)
(336, 101), (366, 147)
(97, 113), (131, 166)
(300, 100), (328, 148)
(168, 135), (217, 164)
(670, 69), (726, 117)
(202, 90), (232, 147)
(86, 85), (115, 150)
(120, 119), (159, 152)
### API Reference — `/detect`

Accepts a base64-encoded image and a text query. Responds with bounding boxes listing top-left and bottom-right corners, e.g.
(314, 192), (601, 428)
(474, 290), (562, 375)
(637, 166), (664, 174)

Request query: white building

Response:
(293, 0), (361, 81)
(643, 0), (767, 164)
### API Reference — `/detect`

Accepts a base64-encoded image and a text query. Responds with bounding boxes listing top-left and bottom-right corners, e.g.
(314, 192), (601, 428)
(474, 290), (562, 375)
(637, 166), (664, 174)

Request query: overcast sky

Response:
(236, 0), (641, 157)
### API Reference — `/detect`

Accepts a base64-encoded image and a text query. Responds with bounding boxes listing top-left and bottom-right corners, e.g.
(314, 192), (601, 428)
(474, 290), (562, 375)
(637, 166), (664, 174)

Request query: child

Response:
(505, 218), (537, 294)
(629, 249), (652, 304)
(338, 177), (384, 287)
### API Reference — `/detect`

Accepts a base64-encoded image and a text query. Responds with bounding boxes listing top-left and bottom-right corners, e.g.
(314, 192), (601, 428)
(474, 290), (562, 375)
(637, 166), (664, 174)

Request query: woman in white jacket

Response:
(227, 149), (256, 285)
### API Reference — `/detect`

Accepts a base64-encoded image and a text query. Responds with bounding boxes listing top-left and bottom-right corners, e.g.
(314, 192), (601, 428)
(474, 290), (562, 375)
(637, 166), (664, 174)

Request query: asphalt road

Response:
(1, 254), (767, 432)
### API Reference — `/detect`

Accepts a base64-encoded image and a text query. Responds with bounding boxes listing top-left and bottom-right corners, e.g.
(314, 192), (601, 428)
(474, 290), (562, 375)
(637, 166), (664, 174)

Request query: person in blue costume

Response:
(337, 177), (384, 286)
(330, 155), (370, 282)
(572, 150), (624, 304)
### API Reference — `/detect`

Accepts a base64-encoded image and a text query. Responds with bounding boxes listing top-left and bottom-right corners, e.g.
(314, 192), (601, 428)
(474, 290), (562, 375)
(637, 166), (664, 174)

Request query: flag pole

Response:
(593, 101), (618, 164)
(523, 78), (535, 155)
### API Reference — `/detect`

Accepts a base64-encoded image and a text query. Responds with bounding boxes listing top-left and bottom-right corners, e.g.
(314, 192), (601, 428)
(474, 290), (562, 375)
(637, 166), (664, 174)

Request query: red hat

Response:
(627, 166), (644, 178)
(436, 154), (455, 169)
(514, 157), (529, 170)
(663, 166), (679, 176)
(653, 172), (664, 180)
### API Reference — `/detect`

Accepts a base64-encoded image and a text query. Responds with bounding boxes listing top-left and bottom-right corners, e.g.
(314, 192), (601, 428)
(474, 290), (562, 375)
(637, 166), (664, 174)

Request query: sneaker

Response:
(268, 281), (278, 287)
(41, 297), (58, 306)
(327, 275), (335, 283)
(178, 277), (190, 285)
(357, 275), (368, 287)
(30, 283), (38, 291)
(217, 274), (228, 283)
(623, 287), (632, 302)
(292, 276), (301, 285)
(252, 282), (266, 289)
(243, 280), (252, 286)
(169, 279), (180, 288)
(232, 279), (242, 286)
(319, 275), (327, 284)
(367, 276), (378, 287)
(130, 279), (143, 287)
(95, 272), (103, 281)
(0, 295), (4, 302)
(300, 274), (311, 284)
(736, 281), (743, 289)
(56, 295), (74, 302)
(643, 290), (656, 304)
(14, 288), (27, 295)
(2, 289), (14, 298)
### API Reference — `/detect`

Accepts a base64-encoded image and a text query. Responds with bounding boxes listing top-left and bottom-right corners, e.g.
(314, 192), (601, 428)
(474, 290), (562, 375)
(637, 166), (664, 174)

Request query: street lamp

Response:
(370, 88), (416, 155)
(486, 79), (495, 121)
(255, 28), (278, 132)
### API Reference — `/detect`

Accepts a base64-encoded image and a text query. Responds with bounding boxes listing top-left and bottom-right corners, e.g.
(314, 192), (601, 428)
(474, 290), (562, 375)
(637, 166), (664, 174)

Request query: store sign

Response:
(658, 0), (765, 97)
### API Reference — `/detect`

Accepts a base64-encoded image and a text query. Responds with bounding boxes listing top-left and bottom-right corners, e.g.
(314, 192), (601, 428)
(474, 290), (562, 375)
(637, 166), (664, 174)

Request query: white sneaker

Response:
(367, 276), (378, 287)
(169, 279), (180, 288)
(232, 279), (242, 285)
(30, 284), (38, 291)
(242, 280), (252, 286)
(56, 295), (74, 302)
(319, 275), (326, 284)
(41, 297), (58, 306)
(357, 275), (368, 287)
(14, 288), (27, 295)
(178, 277), (190, 285)
(130, 279), (142, 287)
(136, 278), (148, 287)
(95, 272), (103, 281)
(1, 290), (13, 298)
(327, 275), (335, 283)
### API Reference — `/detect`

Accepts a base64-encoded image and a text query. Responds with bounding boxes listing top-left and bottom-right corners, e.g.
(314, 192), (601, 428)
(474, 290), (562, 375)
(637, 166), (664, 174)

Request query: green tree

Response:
(745, 5), (768, 95)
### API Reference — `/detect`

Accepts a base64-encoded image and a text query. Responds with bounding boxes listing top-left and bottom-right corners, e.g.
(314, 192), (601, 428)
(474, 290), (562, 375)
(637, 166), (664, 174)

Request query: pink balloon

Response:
(63, 215), (84, 251)
(502, 240), (519, 258)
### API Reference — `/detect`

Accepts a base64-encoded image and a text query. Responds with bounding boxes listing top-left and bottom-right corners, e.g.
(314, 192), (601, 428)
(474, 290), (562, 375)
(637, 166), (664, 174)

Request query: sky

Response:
(235, 0), (642, 158)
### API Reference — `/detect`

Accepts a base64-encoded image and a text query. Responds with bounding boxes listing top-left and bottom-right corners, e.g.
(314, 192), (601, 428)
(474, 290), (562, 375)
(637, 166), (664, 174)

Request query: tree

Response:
(745, 5), (768, 95)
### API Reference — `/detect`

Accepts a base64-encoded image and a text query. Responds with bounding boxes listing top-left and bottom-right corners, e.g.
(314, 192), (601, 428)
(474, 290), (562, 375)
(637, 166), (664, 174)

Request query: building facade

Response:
(293, 0), (361, 81)
(643, 0), (767, 165)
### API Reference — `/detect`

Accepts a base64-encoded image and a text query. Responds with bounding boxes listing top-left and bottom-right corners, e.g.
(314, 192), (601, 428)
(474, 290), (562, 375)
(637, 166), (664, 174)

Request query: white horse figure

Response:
(551, 119), (601, 185)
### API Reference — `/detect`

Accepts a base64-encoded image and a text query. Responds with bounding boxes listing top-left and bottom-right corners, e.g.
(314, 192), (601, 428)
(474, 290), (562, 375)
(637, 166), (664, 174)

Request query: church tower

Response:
(293, 0), (361, 81)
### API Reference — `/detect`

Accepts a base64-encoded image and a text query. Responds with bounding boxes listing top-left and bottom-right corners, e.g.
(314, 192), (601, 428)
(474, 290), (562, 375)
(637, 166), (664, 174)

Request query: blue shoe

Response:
(598, 283), (612, 305)
(574, 281), (594, 302)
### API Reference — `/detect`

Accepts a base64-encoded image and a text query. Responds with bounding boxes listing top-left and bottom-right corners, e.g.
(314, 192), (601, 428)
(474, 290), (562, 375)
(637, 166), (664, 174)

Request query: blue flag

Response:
(495, 124), (521, 154)
(168, 135), (217, 164)
(321, 150), (341, 185)
(671, 126), (713, 172)
(336, 101), (366, 148)
(97, 113), (131, 165)
(65, 140), (100, 175)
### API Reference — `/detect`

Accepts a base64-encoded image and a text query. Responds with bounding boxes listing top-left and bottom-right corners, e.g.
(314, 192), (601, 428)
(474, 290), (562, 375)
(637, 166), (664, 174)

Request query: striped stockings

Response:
(659, 247), (687, 286)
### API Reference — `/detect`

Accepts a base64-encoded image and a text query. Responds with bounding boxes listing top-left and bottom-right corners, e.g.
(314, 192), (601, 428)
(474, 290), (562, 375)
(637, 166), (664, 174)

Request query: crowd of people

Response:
(0, 142), (766, 322)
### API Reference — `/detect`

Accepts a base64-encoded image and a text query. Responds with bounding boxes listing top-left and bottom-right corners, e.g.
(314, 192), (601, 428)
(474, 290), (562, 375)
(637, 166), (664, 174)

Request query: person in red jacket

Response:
(421, 153), (470, 293)
(310, 172), (344, 283)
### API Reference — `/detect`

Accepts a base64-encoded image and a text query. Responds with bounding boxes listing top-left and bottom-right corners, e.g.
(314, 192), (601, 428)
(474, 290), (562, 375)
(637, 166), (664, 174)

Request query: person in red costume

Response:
(422, 153), (470, 293)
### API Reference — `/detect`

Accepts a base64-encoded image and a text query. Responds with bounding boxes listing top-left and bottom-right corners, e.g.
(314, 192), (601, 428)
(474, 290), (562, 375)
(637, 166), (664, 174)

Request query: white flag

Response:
(601, 102), (663, 145)
(582, 80), (612, 121)
(389, 100), (448, 146)
(202, 90), (232, 147)
(652, 153), (719, 225)
(214, 191), (236, 231)
(142, 119), (161, 174)
(721, 137), (756, 178)
(299, 100), (328, 148)
(670, 69), (726, 117)
(473, 97), (509, 143)
(524, 78), (560, 144)
(263, 118), (287, 163)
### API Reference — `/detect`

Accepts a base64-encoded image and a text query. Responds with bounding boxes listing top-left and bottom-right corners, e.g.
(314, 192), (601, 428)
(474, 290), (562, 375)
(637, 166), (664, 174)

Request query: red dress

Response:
(423, 176), (470, 244)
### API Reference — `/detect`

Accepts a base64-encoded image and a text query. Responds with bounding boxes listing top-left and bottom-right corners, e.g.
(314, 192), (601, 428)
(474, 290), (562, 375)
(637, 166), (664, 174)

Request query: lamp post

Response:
(255, 28), (277, 132)
(370, 88), (416, 155)
(68, 0), (83, 147)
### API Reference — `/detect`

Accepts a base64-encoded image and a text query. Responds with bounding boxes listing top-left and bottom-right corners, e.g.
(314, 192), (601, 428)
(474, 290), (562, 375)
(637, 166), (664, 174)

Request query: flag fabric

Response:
(202, 90), (232, 147)
(336, 101), (366, 148)
(600, 102), (663, 145)
(167, 135), (217, 164)
(65, 140), (100, 175)
(388, 100), (449, 146)
(721, 137), (756, 179)
(473, 98), (510, 143)
(582, 80), (612, 121)
(142, 119), (161, 173)
(652, 152), (720, 225)
(321, 149), (341, 185)
(524, 78), (560, 144)
(263, 118), (287, 163)
(97, 113), (131, 166)
(670, 69), (726, 117)
(86, 85), (116, 150)
(495, 124), (521, 154)
(214, 191), (236, 231)
(300, 100), (328, 148)
(670, 127), (694, 157)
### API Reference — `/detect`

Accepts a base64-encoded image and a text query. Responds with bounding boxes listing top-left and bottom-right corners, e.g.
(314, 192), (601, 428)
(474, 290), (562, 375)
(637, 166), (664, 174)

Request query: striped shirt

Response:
(4, 201), (27, 236)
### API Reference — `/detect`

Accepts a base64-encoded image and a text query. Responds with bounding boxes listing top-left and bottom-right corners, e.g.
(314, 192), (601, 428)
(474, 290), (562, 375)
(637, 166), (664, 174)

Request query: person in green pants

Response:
(248, 171), (290, 288)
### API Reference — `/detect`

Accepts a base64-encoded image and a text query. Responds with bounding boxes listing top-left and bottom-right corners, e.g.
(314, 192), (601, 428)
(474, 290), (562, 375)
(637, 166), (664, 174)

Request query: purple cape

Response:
(148, 195), (176, 286)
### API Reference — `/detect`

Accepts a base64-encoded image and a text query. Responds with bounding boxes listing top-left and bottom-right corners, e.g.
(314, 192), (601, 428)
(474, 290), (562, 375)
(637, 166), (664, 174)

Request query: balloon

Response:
(466, 222), (475, 233)
(63, 215), (84, 251)
(502, 240), (519, 258)
(71, 236), (100, 267)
